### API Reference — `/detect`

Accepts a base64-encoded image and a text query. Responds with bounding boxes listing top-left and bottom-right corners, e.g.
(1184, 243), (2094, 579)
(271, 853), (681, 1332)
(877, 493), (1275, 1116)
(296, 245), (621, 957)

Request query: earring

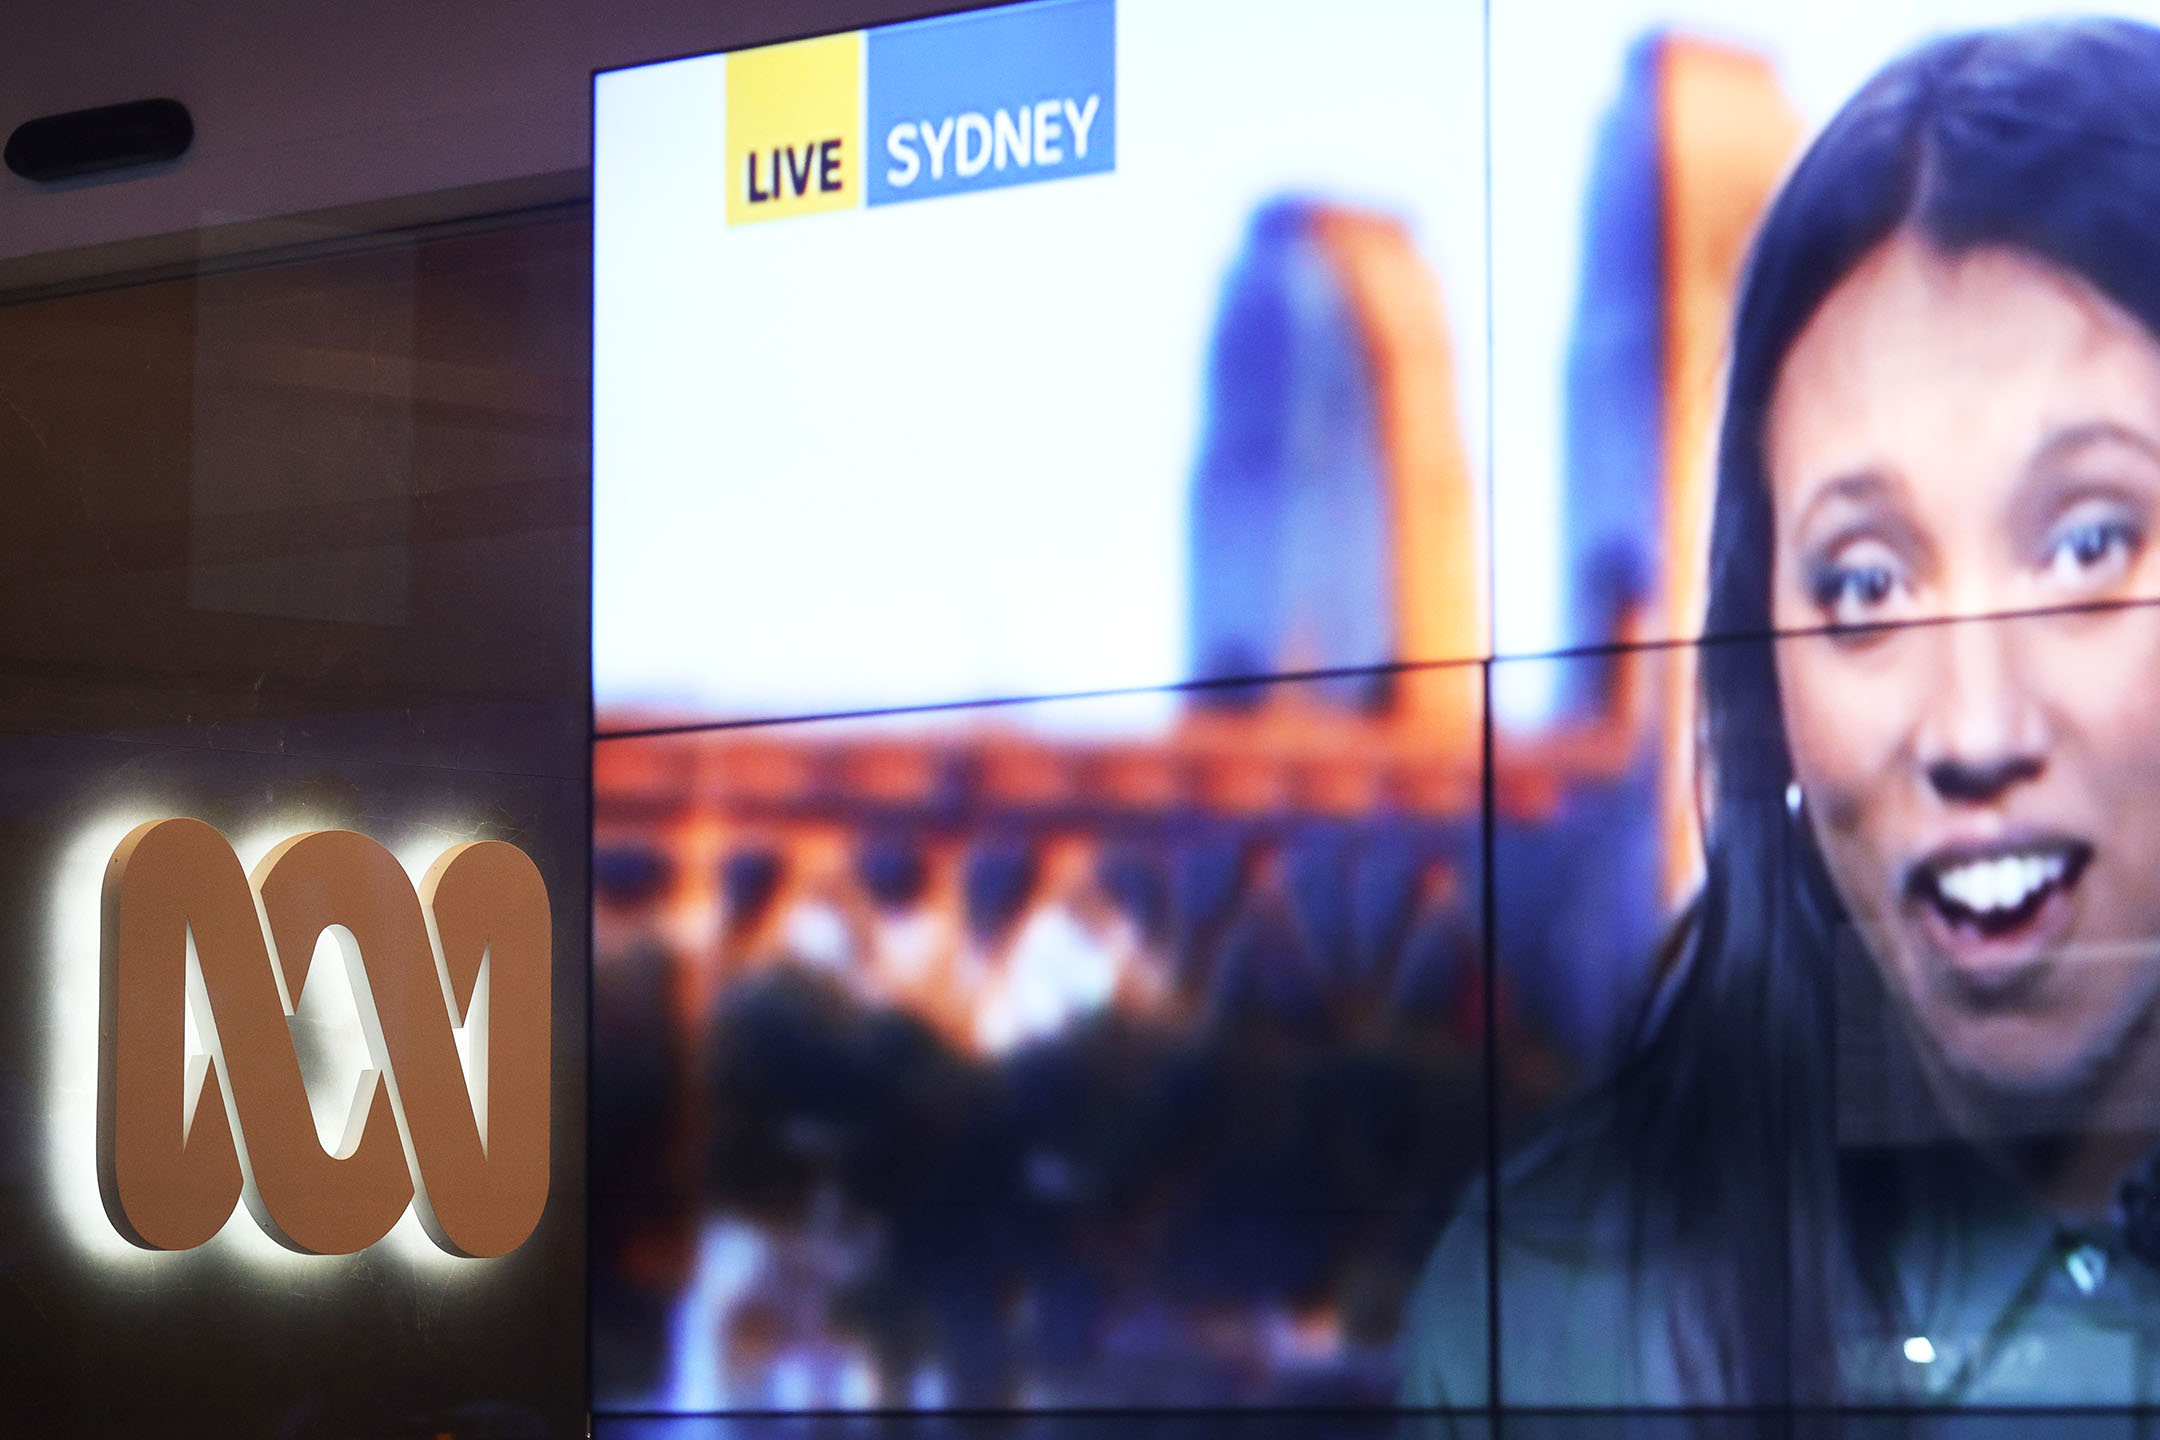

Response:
(1785, 781), (1804, 817)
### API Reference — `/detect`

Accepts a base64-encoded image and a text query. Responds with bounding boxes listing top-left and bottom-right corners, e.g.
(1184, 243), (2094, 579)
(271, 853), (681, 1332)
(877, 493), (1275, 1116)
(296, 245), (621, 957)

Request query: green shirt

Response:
(1400, 1127), (2160, 1429)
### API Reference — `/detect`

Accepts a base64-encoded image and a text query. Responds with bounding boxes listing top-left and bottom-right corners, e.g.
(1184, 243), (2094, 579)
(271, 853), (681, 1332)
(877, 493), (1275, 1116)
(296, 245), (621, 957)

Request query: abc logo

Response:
(97, 818), (551, 1258)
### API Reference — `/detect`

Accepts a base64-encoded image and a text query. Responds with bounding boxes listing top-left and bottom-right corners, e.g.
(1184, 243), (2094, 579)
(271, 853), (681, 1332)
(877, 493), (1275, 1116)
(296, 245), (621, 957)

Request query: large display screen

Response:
(593, 0), (2160, 1423)
(593, 0), (1488, 726)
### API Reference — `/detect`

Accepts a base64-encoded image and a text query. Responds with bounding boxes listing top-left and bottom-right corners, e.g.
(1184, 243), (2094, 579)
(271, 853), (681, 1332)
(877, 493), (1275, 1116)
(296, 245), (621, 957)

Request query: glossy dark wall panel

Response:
(0, 213), (591, 1436)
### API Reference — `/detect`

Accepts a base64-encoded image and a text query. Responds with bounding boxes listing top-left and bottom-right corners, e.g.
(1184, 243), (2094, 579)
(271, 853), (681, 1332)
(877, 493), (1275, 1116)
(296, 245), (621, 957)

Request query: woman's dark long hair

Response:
(1617, 16), (2160, 1408)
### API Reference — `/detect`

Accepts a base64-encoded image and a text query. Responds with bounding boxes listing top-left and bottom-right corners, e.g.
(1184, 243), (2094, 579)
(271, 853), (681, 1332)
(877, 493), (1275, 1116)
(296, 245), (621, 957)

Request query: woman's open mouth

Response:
(1904, 838), (2093, 991)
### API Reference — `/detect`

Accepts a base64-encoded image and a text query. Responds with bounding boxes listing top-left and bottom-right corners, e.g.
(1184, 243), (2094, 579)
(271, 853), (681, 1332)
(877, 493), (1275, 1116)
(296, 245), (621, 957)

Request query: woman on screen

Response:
(1405, 16), (2160, 1414)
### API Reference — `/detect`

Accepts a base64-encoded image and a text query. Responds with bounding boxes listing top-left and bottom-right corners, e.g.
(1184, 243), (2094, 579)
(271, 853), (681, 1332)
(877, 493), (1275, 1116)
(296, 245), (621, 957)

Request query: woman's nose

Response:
(1915, 617), (2047, 804)
(1925, 752), (2043, 803)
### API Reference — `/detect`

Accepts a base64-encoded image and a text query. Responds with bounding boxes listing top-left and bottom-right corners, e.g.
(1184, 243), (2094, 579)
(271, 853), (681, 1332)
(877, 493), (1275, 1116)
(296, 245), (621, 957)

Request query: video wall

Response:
(593, 0), (2160, 1421)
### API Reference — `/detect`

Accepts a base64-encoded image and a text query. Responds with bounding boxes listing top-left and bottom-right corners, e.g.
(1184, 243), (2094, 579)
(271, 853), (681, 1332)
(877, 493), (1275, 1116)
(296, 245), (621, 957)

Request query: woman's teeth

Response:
(1935, 852), (2067, 916)
(1908, 842), (2092, 949)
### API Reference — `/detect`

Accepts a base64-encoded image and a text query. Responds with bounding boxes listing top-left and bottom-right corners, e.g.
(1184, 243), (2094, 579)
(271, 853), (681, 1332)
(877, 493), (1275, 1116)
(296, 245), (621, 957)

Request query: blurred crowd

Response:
(591, 803), (1575, 1410)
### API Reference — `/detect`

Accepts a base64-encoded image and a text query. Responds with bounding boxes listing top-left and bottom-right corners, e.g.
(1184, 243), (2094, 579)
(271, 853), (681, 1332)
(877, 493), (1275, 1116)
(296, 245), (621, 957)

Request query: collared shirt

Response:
(1399, 1128), (2160, 1432)
(1842, 1163), (2160, 1408)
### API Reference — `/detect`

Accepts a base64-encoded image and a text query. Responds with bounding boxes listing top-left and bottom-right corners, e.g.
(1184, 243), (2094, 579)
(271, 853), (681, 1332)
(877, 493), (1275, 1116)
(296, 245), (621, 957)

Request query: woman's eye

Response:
(1806, 547), (1907, 629)
(2042, 515), (2140, 591)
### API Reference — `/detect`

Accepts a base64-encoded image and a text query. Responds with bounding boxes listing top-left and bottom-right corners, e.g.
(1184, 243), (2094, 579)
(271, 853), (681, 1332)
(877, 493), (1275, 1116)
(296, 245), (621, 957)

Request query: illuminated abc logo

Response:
(97, 818), (551, 1258)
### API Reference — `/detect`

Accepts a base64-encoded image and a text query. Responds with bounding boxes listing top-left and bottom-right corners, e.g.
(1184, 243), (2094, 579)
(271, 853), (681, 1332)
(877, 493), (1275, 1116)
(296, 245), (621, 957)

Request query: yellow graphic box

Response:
(726, 32), (863, 226)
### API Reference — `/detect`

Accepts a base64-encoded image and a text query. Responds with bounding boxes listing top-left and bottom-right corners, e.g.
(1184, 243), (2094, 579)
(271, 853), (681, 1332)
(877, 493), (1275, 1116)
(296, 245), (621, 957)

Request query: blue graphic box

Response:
(866, 0), (1116, 207)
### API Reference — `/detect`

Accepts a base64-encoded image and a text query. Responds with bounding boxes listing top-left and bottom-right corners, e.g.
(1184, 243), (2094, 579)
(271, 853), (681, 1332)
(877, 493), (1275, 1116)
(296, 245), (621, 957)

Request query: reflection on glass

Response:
(1412, 15), (2160, 1417)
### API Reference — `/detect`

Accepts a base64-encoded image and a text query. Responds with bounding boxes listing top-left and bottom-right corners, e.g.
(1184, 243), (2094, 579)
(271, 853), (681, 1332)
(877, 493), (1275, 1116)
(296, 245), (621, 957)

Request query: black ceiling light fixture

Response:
(5, 98), (193, 183)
